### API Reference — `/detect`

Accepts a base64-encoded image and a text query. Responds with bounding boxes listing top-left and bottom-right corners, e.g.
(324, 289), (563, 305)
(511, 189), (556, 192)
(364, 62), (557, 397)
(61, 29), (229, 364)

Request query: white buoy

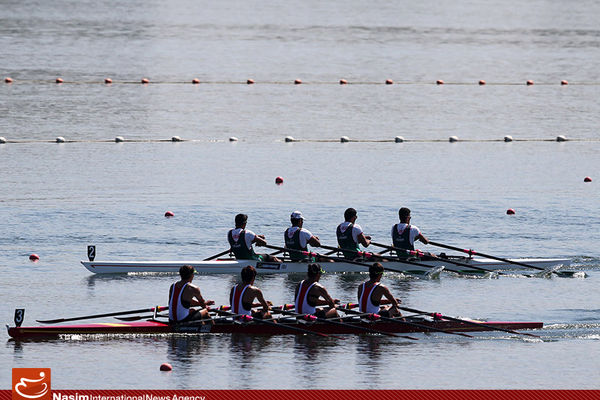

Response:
(56, 136), (65, 143)
(504, 135), (513, 142)
(395, 136), (404, 143)
(340, 136), (350, 143)
(556, 135), (567, 142)
(115, 136), (125, 143)
(0, 137), (6, 144)
(171, 136), (182, 142)
(449, 136), (459, 142)
(229, 137), (238, 142)
(284, 136), (295, 142)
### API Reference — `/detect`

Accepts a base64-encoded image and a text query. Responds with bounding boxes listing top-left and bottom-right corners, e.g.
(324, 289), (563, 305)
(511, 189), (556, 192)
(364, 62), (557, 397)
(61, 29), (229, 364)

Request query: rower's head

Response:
(344, 207), (357, 222)
(369, 262), (384, 280)
(179, 264), (195, 281)
(307, 263), (325, 280)
(241, 265), (257, 284)
(399, 207), (411, 223)
(290, 210), (304, 227)
(235, 213), (248, 228)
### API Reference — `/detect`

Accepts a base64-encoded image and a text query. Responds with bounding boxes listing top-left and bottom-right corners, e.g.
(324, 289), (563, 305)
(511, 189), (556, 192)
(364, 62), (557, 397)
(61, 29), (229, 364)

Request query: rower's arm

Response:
(318, 287), (339, 308)
(380, 287), (401, 309)
(416, 233), (429, 245)
(253, 235), (267, 246)
(358, 232), (371, 247)
(190, 286), (212, 308)
(254, 289), (271, 312)
(308, 235), (321, 247)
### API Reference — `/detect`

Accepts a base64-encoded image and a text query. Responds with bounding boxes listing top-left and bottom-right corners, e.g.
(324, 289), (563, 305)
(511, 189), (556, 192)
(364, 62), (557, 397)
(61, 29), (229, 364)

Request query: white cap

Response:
(290, 211), (305, 220)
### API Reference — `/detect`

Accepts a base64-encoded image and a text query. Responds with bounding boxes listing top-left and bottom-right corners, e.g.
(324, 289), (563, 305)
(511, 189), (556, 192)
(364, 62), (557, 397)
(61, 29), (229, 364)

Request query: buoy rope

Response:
(1, 138), (600, 144)
(2, 79), (598, 86)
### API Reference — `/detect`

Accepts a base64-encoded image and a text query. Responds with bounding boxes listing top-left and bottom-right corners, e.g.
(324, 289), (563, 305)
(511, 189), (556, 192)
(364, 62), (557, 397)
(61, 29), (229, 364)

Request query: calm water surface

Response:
(1, 0), (599, 390)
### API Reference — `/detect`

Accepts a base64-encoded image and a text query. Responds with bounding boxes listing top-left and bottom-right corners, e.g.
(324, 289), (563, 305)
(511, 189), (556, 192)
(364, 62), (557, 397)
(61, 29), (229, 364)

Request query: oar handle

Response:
(263, 244), (373, 269)
(428, 241), (546, 272)
(203, 249), (232, 261)
(286, 243), (439, 274)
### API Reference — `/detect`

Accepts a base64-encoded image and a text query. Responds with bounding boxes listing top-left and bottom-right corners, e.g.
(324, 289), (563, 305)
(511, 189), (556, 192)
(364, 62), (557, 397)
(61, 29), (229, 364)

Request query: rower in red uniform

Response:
(357, 262), (401, 317)
(294, 263), (339, 318)
(169, 265), (215, 323)
(230, 266), (273, 319)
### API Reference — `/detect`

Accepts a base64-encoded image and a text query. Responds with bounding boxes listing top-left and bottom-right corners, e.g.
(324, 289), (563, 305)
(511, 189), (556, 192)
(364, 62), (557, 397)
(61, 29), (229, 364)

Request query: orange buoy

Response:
(141, 78), (149, 84)
(506, 209), (516, 215)
(275, 176), (284, 185)
(584, 176), (592, 182)
(160, 363), (172, 371)
(29, 254), (40, 261)
(436, 80), (444, 85)
(385, 79), (393, 85)
(246, 79), (254, 84)
(479, 80), (486, 85)
(164, 211), (174, 217)
(104, 78), (112, 84)
(294, 79), (302, 85)
(339, 79), (347, 85)
(56, 78), (63, 84)
(561, 80), (568, 85)
(4, 77), (13, 83)
(526, 80), (534, 86)
(192, 78), (200, 84)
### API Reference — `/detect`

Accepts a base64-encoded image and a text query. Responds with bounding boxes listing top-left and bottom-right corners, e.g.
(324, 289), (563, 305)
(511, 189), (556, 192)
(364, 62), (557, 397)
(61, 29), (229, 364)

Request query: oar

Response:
(36, 306), (169, 324)
(203, 249), (232, 261)
(317, 244), (465, 275)
(264, 244), (411, 274)
(369, 241), (529, 278)
(212, 308), (341, 339)
(427, 241), (575, 278)
(398, 306), (540, 338)
(338, 303), (473, 338)
(116, 314), (168, 321)
(271, 305), (418, 340)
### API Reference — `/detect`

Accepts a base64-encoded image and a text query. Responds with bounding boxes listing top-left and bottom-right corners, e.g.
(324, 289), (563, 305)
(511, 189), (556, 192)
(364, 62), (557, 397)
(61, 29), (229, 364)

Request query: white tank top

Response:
(169, 282), (190, 322)
(295, 280), (317, 314)
(231, 284), (251, 315)
(359, 282), (380, 314)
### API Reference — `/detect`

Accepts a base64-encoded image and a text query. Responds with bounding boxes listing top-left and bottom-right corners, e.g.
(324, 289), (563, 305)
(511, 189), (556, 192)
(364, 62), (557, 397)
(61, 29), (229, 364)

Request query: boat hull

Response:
(7, 319), (543, 339)
(80, 257), (571, 274)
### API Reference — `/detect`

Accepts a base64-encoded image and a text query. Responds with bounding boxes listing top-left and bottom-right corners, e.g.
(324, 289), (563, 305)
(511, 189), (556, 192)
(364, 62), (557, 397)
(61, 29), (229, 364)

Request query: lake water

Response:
(1, 0), (599, 390)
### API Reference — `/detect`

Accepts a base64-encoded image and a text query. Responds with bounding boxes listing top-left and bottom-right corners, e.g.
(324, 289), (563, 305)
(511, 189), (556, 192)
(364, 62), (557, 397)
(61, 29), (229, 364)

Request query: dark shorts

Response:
(176, 308), (205, 323)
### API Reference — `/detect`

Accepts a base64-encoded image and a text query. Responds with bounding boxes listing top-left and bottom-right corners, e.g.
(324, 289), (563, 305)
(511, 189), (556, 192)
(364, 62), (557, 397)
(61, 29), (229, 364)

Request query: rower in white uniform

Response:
(168, 265), (214, 323)
(336, 207), (371, 259)
(284, 210), (321, 261)
(391, 207), (436, 260)
(230, 265), (272, 319)
(357, 262), (401, 317)
(294, 263), (339, 318)
(228, 213), (281, 262)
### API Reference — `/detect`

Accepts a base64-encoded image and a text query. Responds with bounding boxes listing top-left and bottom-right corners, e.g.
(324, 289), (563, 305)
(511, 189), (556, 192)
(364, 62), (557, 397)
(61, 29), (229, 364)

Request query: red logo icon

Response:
(12, 368), (51, 400)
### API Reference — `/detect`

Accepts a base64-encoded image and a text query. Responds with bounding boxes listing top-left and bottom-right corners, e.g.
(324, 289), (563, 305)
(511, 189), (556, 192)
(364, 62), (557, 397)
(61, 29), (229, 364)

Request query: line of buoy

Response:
(284, 135), (598, 143)
(2, 136), (600, 145)
(2, 77), (589, 85)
